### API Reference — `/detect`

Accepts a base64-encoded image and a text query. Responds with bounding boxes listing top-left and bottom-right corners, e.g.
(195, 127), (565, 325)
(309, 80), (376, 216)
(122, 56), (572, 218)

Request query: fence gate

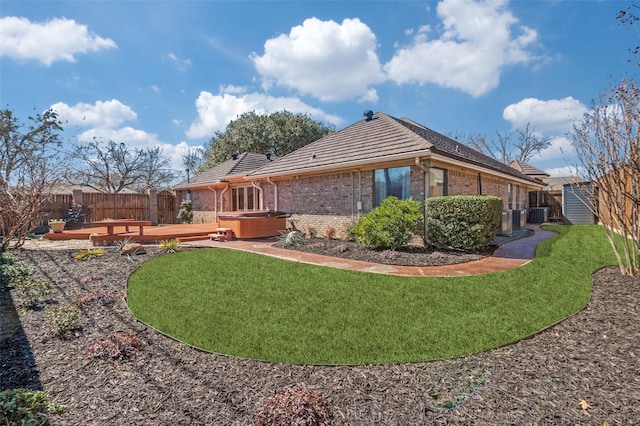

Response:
(157, 190), (176, 224)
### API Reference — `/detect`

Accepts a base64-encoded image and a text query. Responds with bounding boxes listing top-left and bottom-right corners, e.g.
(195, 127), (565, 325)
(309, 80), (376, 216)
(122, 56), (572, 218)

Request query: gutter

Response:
(251, 181), (264, 210)
(207, 185), (218, 221)
(219, 182), (229, 213)
(266, 177), (278, 211)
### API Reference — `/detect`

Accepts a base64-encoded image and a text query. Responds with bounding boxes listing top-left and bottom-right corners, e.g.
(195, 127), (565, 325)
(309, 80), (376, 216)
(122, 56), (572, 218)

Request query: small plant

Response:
(79, 274), (103, 284)
(303, 227), (316, 239)
(112, 237), (133, 253)
(13, 277), (53, 310)
(274, 230), (305, 248)
(73, 248), (106, 260)
(254, 386), (333, 426)
(48, 303), (82, 336)
(177, 199), (194, 224)
(379, 249), (399, 261)
(1, 253), (51, 310)
(157, 239), (181, 253)
(322, 226), (337, 240)
(86, 332), (144, 361)
(63, 199), (91, 230)
(0, 388), (65, 425)
(74, 290), (117, 306)
(334, 243), (349, 253)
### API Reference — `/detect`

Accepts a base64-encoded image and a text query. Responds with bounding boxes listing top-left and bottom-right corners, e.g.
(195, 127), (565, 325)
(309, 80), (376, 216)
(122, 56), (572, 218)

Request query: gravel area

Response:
(1, 239), (638, 425)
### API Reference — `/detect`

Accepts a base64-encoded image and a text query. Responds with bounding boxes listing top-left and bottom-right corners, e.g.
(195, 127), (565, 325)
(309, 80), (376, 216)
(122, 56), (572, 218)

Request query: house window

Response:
(515, 185), (521, 209)
(374, 166), (411, 206)
(429, 168), (446, 197)
(508, 183), (513, 209)
(231, 186), (258, 211)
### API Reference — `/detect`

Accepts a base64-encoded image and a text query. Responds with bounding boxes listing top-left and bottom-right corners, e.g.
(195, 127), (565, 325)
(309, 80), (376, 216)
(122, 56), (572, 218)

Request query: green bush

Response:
(0, 388), (65, 425)
(424, 195), (503, 251)
(48, 304), (82, 336)
(351, 197), (422, 250)
(177, 199), (194, 224)
(1, 253), (51, 309)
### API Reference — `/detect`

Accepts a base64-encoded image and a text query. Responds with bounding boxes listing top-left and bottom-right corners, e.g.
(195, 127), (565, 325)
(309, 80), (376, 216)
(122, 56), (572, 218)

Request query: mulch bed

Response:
(2, 245), (639, 425)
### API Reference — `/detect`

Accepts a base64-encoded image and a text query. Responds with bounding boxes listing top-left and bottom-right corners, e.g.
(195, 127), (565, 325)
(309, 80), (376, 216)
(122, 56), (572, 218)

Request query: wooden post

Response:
(148, 189), (158, 225)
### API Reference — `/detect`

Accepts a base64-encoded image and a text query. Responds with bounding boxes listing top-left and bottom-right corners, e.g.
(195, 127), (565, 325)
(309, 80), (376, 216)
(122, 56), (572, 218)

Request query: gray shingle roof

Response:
(508, 160), (550, 177)
(174, 152), (276, 189)
(249, 112), (542, 185)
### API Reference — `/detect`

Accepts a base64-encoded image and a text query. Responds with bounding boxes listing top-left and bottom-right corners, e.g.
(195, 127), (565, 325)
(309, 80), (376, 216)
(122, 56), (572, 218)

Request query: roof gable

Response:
(174, 152), (276, 189)
(508, 160), (550, 178)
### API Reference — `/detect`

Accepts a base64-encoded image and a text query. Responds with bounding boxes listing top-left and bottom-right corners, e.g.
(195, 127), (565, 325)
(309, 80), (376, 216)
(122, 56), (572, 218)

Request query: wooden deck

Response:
(45, 223), (220, 245)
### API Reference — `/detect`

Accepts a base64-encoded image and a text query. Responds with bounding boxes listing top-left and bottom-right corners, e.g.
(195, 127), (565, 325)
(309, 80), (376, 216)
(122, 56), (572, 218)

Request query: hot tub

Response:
(217, 210), (289, 239)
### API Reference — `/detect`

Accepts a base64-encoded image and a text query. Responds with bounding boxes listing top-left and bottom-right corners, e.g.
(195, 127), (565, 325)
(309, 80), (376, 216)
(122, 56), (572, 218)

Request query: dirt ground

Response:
(1, 239), (639, 425)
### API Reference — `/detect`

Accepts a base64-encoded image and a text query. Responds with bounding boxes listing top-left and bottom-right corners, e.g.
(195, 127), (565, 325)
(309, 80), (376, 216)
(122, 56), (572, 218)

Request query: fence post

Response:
(148, 189), (158, 225)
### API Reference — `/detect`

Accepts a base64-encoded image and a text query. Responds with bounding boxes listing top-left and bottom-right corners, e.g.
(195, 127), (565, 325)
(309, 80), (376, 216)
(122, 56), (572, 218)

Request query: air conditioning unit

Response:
(529, 207), (548, 224)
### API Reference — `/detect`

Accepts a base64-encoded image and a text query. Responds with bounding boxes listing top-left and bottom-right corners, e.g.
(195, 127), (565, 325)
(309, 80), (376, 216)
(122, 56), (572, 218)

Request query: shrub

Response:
(322, 226), (337, 240)
(253, 386), (333, 426)
(274, 231), (305, 248)
(351, 197), (422, 250)
(13, 277), (53, 310)
(157, 239), (181, 253)
(64, 200), (91, 230)
(424, 195), (503, 251)
(74, 290), (117, 306)
(86, 332), (144, 361)
(177, 199), (194, 223)
(48, 304), (82, 336)
(303, 227), (316, 239)
(0, 388), (65, 425)
(73, 248), (106, 260)
(1, 253), (51, 309)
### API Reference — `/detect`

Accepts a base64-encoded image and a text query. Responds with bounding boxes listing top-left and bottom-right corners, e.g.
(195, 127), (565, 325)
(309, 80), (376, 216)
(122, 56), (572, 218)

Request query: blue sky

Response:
(1, 0), (638, 180)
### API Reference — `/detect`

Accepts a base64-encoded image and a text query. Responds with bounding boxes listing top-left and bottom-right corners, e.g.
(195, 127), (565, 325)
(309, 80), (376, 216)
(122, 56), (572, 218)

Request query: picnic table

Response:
(91, 219), (152, 236)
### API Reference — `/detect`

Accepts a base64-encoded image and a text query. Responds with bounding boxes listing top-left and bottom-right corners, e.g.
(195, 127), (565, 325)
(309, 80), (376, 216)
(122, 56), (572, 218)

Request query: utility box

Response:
(498, 210), (513, 236)
(529, 207), (548, 224)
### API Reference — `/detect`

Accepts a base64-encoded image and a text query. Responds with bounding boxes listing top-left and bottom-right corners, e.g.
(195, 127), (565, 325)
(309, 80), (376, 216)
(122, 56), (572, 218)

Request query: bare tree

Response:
(68, 139), (176, 193)
(0, 108), (68, 250)
(571, 79), (640, 276)
(182, 146), (205, 175)
(617, 2), (640, 66)
(459, 123), (551, 163)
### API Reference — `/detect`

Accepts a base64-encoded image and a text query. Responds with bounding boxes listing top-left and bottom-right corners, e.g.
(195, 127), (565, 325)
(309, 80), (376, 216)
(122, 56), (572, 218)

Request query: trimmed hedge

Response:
(425, 195), (503, 251)
(351, 197), (422, 250)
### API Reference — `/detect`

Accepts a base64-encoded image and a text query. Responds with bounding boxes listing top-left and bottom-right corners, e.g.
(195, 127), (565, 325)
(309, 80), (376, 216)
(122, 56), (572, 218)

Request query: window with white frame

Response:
(231, 186), (259, 211)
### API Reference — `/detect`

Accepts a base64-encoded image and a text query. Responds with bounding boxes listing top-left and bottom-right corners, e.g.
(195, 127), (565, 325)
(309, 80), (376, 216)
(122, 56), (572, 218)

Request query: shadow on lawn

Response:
(0, 282), (42, 391)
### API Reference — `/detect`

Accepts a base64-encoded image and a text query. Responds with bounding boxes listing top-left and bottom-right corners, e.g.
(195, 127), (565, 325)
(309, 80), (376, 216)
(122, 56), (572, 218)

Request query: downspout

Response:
(266, 177), (278, 211)
(219, 182), (229, 212)
(251, 181), (264, 210)
(207, 185), (217, 222)
(415, 157), (431, 243)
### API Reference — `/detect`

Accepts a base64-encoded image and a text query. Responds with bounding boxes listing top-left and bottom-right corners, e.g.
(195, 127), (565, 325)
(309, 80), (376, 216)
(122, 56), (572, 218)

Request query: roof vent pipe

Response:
(231, 153), (238, 160)
(266, 152), (272, 161)
(363, 110), (374, 121)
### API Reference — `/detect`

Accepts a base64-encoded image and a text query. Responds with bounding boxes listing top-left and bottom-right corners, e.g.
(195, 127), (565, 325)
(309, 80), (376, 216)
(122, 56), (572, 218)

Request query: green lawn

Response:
(127, 225), (617, 364)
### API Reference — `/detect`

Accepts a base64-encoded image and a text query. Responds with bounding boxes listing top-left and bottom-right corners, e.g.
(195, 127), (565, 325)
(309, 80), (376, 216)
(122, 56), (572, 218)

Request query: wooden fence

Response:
(38, 190), (177, 226)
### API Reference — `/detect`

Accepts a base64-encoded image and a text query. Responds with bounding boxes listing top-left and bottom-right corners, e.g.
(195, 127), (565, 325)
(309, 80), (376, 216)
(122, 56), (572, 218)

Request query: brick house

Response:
(175, 111), (545, 237)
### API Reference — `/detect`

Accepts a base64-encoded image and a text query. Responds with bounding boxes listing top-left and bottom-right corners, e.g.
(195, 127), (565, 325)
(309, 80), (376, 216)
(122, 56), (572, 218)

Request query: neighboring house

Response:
(175, 111), (546, 237)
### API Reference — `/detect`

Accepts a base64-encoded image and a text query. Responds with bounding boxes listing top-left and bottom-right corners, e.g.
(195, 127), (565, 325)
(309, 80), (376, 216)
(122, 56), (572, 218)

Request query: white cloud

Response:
(51, 99), (136, 128)
(251, 17), (385, 102)
(502, 97), (589, 133)
(530, 135), (574, 162)
(0, 16), (116, 66)
(186, 90), (343, 139)
(384, 0), (540, 97)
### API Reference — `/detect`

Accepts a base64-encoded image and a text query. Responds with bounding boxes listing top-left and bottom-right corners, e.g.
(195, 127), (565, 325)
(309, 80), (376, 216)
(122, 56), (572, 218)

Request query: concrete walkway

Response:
(188, 224), (557, 277)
